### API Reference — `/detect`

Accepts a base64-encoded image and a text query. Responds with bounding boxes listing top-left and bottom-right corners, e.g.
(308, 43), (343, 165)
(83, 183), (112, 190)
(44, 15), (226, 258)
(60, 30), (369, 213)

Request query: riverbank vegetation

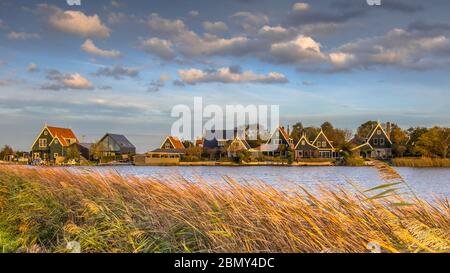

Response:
(0, 165), (448, 253)
(392, 157), (450, 167)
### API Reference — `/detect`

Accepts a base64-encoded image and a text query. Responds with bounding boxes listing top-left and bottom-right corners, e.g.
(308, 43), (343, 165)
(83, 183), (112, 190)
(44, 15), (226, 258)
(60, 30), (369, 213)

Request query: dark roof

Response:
(105, 133), (135, 148)
(78, 143), (94, 149)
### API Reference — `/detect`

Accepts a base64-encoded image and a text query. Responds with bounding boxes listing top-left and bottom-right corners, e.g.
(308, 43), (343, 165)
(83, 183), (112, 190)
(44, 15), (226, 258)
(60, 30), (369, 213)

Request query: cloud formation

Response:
(81, 39), (121, 58)
(27, 63), (39, 72)
(7, 31), (40, 40)
(93, 65), (140, 79)
(41, 70), (93, 90)
(39, 4), (110, 38)
(203, 21), (229, 34)
(140, 37), (176, 60)
(177, 66), (288, 85)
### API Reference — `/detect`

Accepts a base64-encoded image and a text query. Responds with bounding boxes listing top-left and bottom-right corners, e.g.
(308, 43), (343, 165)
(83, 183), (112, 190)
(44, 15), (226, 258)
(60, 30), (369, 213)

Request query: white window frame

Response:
(374, 138), (378, 145)
(39, 138), (47, 148)
(301, 140), (306, 146)
(380, 138), (385, 145)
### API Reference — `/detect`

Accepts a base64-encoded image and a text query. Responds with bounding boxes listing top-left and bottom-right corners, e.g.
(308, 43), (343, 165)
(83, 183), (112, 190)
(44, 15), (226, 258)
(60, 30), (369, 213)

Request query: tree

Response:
(390, 125), (408, 157)
(356, 121), (378, 138)
(185, 146), (202, 158)
(414, 127), (449, 158)
(0, 145), (14, 161)
(406, 127), (428, 155)
(182, 140), (193, 148)
(290, 122), (304, 142)
(65, 145), (80, 160)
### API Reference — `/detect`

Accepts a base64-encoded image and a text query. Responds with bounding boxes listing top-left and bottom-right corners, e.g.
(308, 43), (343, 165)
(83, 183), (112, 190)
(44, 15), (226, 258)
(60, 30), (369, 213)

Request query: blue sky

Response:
(0, 0), (449, 152)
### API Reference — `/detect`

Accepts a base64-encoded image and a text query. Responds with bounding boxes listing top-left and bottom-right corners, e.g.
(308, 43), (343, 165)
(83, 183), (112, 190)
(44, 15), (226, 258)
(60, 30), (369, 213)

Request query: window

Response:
(218, 140), (227, 147)
(54, 153), (58, 158)
(374, 138), (378, 145)
(164, 142), (171, 149)
(44, 130), (48, 136)
(317, 142), (321, 147)
(39, 138), (47, 148)
(273, 139), (281, 145)
(322, 141), (326, 147)
(380, 138), (385, 145)
(301, 140), (306, 146)
(377, 130), (381, 135)
(55, 139), (59, 144)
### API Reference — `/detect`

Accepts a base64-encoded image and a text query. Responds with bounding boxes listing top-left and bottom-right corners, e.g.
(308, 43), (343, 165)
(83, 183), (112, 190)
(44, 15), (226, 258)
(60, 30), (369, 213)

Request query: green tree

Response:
(0, 145), (14, 161)
(414, 127), (449, 158)
(290, 122), (304, 142)
(182, 140), (193, 148)
(65, 145), (80, 160)
(390, 125), (408, 157)
(406, 127), (428, 155)
(356, 121), (378, 138)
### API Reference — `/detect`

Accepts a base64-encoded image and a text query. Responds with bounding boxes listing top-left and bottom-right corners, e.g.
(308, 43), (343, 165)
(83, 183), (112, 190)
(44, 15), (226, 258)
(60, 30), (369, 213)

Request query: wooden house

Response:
(311, 129), (338, 158)
(351, 122), (392, 159)
(227, 136), (251, 157)
(95, 133), (136, 161)
(294, 133), (319, 160)
(31, 125), (78, 162)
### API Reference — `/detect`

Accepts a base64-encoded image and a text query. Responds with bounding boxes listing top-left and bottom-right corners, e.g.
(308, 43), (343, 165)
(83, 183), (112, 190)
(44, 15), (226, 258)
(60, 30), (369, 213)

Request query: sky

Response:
(0, 0), (449, 152)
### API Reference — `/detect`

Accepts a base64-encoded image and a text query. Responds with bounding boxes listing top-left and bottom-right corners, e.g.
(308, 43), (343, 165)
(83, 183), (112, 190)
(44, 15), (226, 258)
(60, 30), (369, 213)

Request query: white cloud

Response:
(292, 3), (310, 12)
(148, 13), (186, 37)
(42, 70), (93, 90)
(269, 35), (325, 63)
(40, 4), (110, 38)
(7, 31), (40, 40)
(230, 11), (269, 32)
(27, 63), (39, 72)
(329, 52), (355, 68)
(81, 39), (121, 58)
(140, 37), (175, 60)
(203, 21), (228, 33)
(177, 66), (288, 85)
(188, 10), (199, 17)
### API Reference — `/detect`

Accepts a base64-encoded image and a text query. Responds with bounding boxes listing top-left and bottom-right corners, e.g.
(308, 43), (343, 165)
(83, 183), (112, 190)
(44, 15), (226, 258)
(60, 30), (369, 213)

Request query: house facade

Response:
(311, 130), (338, 158)
(351, 122), (392, 159)
(31, 125), (78, 162)
(294, 134), (319, 160)
(260, 126), (294, 157)
(95, 133), (136, 161)
(227, 136), (251, 157)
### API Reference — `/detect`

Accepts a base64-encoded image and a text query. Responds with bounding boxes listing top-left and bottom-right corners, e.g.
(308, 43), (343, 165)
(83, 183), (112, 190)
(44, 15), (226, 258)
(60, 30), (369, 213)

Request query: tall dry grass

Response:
(392, 157), (450, 168)
(0, 165), (449, 253)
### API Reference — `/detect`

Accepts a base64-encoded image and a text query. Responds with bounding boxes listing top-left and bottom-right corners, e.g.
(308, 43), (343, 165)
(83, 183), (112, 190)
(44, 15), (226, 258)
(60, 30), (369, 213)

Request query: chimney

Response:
(386, 122), (391, 136)
(287, 125), (290, 136)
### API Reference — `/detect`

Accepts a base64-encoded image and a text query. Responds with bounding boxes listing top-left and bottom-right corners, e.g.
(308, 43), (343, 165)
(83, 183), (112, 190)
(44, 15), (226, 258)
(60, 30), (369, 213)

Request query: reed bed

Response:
(392, 157), (450, 168)
(0, 165), (448, 253)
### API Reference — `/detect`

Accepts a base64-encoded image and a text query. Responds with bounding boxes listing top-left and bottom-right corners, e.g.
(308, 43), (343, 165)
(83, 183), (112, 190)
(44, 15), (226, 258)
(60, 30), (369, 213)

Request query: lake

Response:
(70, 166), (450, 200)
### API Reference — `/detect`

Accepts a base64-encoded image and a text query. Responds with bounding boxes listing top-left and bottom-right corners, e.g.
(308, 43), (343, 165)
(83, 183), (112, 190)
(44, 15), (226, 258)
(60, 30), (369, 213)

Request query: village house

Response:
(227, 136), (251, 157)
(31, 125), (78, 163)
(134, 135), (185, 165)
(203, 129), (242, 159)
(311, 129), (339, 158)
(69, 142), (94, 161)
(294, 133), (320, 160)
(94, 133), (136, 161)
(351, 122), (392, 159)
(252, 126), (293, 157)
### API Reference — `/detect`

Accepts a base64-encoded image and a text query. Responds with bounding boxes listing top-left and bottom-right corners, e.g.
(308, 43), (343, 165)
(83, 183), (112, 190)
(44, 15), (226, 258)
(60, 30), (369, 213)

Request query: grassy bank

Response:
(392, 157), (450, 167)
(0, 165), (448, 253)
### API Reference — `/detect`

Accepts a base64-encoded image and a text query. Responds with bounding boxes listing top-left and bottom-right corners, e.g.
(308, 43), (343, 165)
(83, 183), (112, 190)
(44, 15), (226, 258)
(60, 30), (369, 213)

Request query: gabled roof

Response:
(366, 122), (393, 144)
(294, 134), (318, 150)
(312, 129), (334, 149)
(101, 133), (135, 148)
(266, 126), (291, 144)
(230, 136), (251, 150)
(31, 125), (78, 148)
(351, 142), (374, 151)
(161, 136), (185, 150)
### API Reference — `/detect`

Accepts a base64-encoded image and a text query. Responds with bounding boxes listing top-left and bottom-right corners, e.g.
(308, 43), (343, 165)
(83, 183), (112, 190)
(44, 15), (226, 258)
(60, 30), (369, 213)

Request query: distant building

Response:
(310, 129), (339, 158)
(69, 142), (94, 161)
(294, 133), (320, 159)
(95, 133), (136, 160)
(203, 129), (241, 159)
(135, 135), (185, 165)
(227, 136), (251, 157)
(351, 121), (392, 159)
(31, 125), (78, 162)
